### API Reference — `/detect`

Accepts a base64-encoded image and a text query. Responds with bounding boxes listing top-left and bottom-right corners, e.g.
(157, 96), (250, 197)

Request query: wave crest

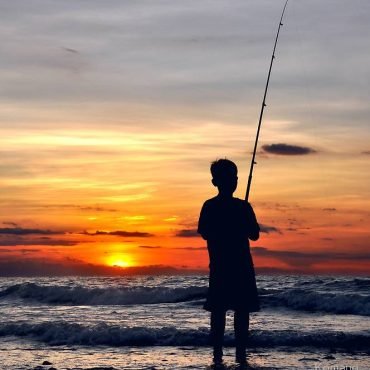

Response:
(0, 321), (368, 349)
(262, 288), (370, 316)
(0, 283), (206, 305)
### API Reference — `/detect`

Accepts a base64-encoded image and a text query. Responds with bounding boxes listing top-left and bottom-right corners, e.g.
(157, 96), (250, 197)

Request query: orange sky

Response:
(0, 0), (369, 275)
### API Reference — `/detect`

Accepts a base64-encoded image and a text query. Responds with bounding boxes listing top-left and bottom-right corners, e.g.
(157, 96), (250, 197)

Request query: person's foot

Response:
(213, 348), (223, 368)
(236, 363), (249, 370)
(213, 355), (223, 365)
(212, 358), (225, 370)
(235, 347), (247, 365)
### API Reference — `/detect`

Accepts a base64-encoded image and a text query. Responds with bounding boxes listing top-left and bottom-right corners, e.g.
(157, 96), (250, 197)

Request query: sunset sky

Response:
(1, 0), (369, 275)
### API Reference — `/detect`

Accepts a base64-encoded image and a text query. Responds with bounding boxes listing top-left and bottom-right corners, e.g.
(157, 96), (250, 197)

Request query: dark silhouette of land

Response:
(198, 159), (260, 367)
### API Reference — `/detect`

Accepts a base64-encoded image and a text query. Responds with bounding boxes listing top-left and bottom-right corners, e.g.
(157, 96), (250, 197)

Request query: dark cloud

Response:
(82, 230), (153, 237)
(21, 248), (41, 253)
(262, 143), (316, 156)
(361, 151), (370, 155)
(175, 229), (199, 238)
(171, 246), (205, 250)
(259, 224), (281, 234)
(0, 236), (78, 247)
(322, 208), (337, 212)
(63, 47), (79, 54)
(2, 221), (18, 227)
(139, 245), (205, 251)
(139, 245), (162, 249)
(0, 227), (63, 235)
(252, 246), (370, 267)
(0, 248), (41, 253)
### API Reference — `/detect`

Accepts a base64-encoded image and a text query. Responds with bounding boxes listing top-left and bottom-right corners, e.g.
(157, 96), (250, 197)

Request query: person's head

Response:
(210, 158), (238, 196)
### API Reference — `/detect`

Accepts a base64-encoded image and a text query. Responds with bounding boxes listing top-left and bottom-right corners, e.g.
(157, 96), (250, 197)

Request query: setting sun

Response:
(106, 255), (132, 268)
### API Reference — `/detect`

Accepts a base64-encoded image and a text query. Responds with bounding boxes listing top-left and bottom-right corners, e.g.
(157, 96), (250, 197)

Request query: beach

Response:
(2, 343), (368, 370)
(1, 275), (369, 369)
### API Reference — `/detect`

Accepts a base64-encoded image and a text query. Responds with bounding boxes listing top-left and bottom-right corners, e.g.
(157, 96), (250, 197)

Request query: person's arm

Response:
(197, 202), (210, 240)
(246, 202), (260, 241)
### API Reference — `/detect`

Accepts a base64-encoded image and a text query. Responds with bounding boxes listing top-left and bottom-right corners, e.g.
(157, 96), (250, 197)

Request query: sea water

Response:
(0, 275), (369, 369)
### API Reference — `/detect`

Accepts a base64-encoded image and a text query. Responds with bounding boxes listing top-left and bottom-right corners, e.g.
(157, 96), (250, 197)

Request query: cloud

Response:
(139, 245), (205, 251)
(42, 205), (118, 212)
(252, 246), (370, 267)
(0, 236), (78, 247)
(175, 229), (199, 238)
(63, 47), (79, 54)
(0, 227), (63, 235)
(361, 150), (370, 155)
(262, 143), (316, 156)
(0, 0), (369, 135)
(259, 224), (281, 234)
(2, 222), (18, 227)
(0, 248), (41, 254)
(78, 206), (118, 212)
(139, 245), (162, 249)
(171, 246), (205, 250)
(82, 230), (153, 237)
(322, 208), (337, 212)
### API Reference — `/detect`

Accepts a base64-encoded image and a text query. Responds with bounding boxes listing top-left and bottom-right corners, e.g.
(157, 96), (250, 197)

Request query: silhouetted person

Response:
(197, 159), (260, 367)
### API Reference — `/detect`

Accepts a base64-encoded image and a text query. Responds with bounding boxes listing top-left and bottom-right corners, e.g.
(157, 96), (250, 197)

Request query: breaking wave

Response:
(1, 282), (370, 316)
(261, 288), (370, 316)
(0, 321), (368, 349)
(0, 283), (206, 305)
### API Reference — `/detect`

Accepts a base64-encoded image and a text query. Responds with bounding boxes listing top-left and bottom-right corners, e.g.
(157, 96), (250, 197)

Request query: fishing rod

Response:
(245, 0), (289, 201)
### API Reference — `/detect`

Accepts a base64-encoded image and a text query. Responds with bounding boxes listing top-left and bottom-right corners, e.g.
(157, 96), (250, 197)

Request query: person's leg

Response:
(210, 310), (226, 363)
(234, 311), (249, 364)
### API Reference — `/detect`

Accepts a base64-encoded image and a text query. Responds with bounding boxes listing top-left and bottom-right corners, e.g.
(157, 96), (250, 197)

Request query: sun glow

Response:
(106, 255), (132, 268)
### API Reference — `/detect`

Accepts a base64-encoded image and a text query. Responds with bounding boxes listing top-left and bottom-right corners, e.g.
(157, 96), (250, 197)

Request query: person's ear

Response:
(211, 178), (217, 187)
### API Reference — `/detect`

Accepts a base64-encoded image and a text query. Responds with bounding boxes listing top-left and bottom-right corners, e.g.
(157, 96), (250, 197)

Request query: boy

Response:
(197, 159), (260, 367)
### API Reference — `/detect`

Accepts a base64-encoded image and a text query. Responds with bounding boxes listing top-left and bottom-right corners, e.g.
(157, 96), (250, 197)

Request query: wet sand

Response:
(9, 346), (367, 370)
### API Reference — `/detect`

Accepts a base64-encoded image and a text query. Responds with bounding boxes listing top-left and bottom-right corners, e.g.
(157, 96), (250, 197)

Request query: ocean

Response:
(0, 275), (369, 370)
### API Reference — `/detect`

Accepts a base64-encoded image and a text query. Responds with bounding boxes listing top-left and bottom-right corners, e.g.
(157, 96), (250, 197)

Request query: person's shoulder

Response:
(233, 197), (252, 205)
(232, 197), (246, 205)
(203, 196), (218, 205)
(201, 196), (218, 210)
(232, 197), (253, 210)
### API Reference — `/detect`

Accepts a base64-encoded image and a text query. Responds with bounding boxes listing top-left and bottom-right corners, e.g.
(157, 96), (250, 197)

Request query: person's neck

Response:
(217, 191), (233, 199)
